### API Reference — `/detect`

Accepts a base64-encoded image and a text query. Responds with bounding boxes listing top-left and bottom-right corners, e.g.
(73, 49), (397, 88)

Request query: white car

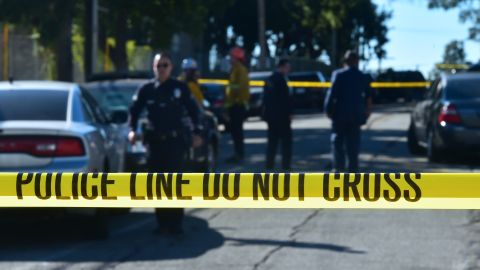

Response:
(0, 81), (129, 237)
(0, 81), (127, 173)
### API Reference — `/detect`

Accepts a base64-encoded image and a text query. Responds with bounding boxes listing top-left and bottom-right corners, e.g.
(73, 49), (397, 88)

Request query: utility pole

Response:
(258, 0), (267, 70)
(84, 0), (98, 81)
(331, 28), (338, 68)
(2, 24), (9, 80)
(92, 0), (98, 75)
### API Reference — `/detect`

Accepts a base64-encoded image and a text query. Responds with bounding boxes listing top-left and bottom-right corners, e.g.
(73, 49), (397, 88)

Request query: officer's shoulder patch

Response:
(174, 88), (182, 98)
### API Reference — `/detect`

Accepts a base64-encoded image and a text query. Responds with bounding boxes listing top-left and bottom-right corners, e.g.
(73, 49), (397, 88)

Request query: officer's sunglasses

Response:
(156, 63), (170, 69)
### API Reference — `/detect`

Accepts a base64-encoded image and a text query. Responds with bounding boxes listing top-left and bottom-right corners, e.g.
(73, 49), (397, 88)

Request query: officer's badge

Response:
(174, 88), (182, 98)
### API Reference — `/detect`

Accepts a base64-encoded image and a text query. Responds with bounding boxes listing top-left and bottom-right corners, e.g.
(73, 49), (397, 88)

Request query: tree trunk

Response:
(110, 10), (128, 72)
(56, 1), (74, 82)
(84, 0), (93, 80)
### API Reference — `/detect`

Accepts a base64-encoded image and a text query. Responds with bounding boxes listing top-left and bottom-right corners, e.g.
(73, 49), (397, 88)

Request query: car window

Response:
(434, 82), (444, 100)
(0, 90), (68, 121)
(81, 89), (109, 124)
(426, 80), (439, 100)
(85, 83), (138, 114)
(445, 78), (480, 100)
(289, 74), (319, 82)
(80, 96), (95, 123)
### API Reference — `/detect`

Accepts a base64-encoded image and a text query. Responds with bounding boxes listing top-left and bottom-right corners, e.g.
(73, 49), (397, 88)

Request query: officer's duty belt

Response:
(147, 130), (180, 141)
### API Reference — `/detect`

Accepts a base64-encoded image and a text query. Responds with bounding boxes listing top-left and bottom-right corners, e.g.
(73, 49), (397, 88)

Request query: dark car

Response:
(248, 72), (271, 117)
(407, 73), (480, 162)
(201, 83), (227, 126)
(288, 71), (327, 110)
(374, 69), (427, 103)
(84, 78), (220, 172)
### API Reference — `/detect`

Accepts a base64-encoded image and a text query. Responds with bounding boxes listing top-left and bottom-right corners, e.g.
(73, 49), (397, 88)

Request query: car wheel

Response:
(407, 122), (424, 155)
(427, 129), (443, 163)
(202, 141), (217, 172)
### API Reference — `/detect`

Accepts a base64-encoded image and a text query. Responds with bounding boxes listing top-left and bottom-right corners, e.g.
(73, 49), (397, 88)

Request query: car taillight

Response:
(213, 100), (224, 108)
(438, 103), (461, 125)
(0, 136), (85, 157)
(55, 138), (85, 157)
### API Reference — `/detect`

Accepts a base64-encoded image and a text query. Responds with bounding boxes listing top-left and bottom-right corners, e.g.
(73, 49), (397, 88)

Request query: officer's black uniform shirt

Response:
(129, 78), (201, 133)
(263, 71), (293, 122)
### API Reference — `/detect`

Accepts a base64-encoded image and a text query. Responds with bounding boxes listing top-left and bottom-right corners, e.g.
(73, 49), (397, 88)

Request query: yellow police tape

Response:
(1, 173), (480, 209)
(198, 79), (432, 89)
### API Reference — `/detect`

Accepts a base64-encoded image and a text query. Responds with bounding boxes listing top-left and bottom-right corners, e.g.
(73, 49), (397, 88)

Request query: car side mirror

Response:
(110, 110), (129, 124)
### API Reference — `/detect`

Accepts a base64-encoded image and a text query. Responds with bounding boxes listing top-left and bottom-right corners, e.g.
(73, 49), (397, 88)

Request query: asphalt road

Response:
(1, 104), (480, 270)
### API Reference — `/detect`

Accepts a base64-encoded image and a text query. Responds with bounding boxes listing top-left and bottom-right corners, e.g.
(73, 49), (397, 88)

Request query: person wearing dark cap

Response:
(263, 59), (293, 170)
(324, 50), (373, 172)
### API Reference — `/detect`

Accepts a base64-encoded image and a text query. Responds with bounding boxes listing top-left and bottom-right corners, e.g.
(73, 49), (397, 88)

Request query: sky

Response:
(369, 0), (480, 76)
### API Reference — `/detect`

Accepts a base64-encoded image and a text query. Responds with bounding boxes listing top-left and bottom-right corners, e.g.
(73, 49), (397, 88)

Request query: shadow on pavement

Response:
(226, 237), (365, 254)
(219, 124), (480, 173)
(0, 212), (224, 262)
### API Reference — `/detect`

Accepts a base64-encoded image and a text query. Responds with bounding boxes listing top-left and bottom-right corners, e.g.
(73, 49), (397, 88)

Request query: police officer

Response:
(263, 59), (293, 170)
(128, 52), (203, 235)
(324, 51), (373, 173)
(179, 58), (205, 108)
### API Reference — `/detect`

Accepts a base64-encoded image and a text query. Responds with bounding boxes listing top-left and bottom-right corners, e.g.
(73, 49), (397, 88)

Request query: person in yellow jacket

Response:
(225, 46), (250, 163)
(179, 58), (205, 108)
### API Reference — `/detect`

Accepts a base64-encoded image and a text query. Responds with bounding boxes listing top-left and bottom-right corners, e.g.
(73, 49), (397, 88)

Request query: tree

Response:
(443, 40), (466, 64)
(0, 0), (78, 81)
(204, 0), (390, 68)
(428, 0), (480, 41)
(98, 0), (232, 72)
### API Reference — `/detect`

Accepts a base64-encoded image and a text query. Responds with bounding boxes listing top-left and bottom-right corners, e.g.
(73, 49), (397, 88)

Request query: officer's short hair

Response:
(343, 50), (359, 63)
(154, 52), (173, 63)
(277, 58), (290, 68)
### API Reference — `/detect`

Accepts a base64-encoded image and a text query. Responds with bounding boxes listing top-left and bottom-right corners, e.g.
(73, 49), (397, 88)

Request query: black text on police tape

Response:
(15, 172), (421, 202)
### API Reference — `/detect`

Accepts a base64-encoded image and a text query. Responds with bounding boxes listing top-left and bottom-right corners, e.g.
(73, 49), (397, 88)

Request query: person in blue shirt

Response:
(324, 51), (373, 172)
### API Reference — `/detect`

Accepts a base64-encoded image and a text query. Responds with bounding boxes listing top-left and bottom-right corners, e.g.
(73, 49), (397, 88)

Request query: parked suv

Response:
(288, 71), (327, 110)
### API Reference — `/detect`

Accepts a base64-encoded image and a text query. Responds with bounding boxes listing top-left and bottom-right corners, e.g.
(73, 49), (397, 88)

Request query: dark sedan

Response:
(408, 73), (480, 161)
(288, 71), (327, 110)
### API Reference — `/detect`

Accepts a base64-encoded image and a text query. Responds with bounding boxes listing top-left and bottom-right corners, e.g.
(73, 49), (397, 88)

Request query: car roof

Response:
(446, 72), (480, 79)
(0, 80), (77, 91)
(249, 71), (272, 79)
(84, 79), (148, 89)
(289, 71), (322, 76)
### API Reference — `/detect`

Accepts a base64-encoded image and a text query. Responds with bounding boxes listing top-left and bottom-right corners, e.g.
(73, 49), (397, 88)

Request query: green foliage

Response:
(443, 40), (466, 64)
(205, 0), (390, 66)
(428, 0), (480, 41)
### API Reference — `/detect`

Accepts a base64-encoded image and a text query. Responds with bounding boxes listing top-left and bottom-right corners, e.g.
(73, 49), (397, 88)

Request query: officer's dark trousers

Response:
(331, 121), (361, 172)
(229, 104), (247, 159)
(148, 137), (186, 232)
(266, 120), (292, 170)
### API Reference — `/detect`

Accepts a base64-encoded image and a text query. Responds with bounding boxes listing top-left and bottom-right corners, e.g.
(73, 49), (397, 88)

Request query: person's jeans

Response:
(266, 120), (292, 170)
(330, 122), (361, 172)
(228, 104), (247, 159)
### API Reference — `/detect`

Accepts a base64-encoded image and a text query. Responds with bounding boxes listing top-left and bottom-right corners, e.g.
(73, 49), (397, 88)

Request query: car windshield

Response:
(0, 90), (68, 121)
(446, 78), (480, 100)
(289, 73), (322, 82)
(85, 83), (139, 113)
(201, 84), (225, 100)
